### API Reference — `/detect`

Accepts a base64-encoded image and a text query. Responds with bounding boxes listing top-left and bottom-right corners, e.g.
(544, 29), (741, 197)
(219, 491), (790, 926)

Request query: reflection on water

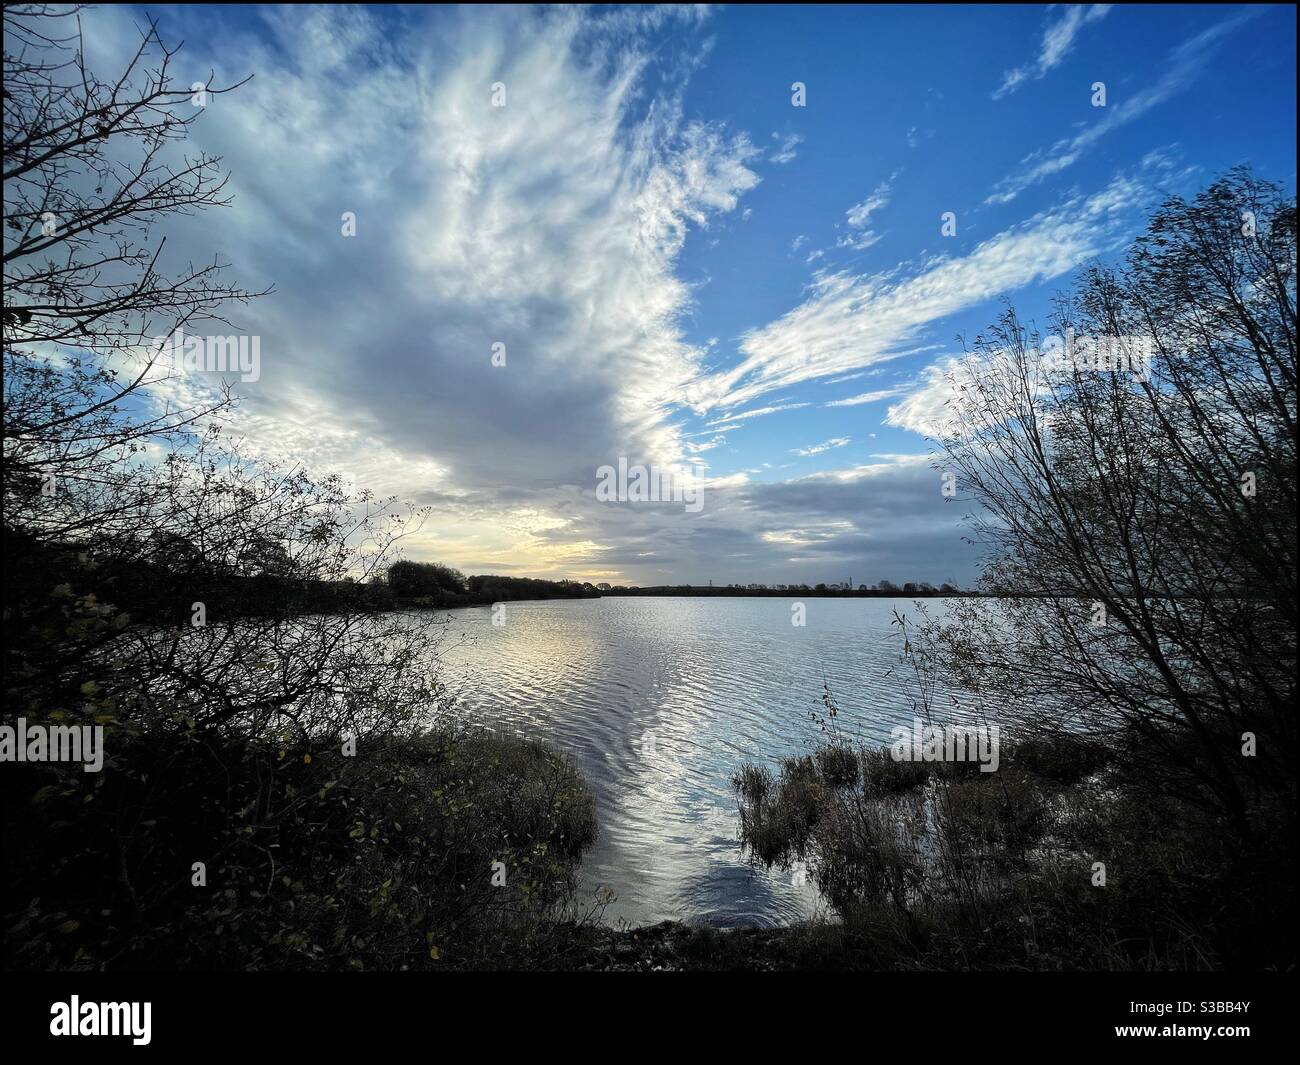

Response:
(430, 595), (957, 928)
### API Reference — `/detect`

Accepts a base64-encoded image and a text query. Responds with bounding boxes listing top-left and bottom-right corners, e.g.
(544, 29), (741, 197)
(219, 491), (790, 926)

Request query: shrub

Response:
(733, 730), (1291, 969)
(4, 723), (598, 971)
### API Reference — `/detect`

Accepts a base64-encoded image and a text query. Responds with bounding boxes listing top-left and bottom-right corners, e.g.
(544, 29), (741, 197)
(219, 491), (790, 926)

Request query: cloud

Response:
(845, 180), (893, 228)
(825, 387), (909, 408)
(792, 437), (851, 457)
(993, 4), (1112, 99)
(706, 402), (811, 428)
(685, 434), (729, 454)
(694, 171), (1144, 413)
(837, 174), (896, 251)
(884, 358), (968, 436)
(987, 10), (1256, 203)
(769, 131), (803, 164)
(85, 4), (765, 580)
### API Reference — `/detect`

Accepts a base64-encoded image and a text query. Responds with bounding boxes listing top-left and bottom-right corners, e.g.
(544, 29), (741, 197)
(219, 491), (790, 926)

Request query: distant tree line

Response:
(598, 581), (969, 597)
(383, 561), (599, 607)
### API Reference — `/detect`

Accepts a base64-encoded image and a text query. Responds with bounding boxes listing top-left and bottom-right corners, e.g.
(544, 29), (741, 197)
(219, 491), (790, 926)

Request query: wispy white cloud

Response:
(769, 131), (803, 164)
(987, 10), (1256, 203)
(707, 402), (812, 428)
(884, 357), (968, 436)
(825, 386), (909, 408)
(685, 434), (729, 453)
(845, 179), (893, 228)
(837, 173), (896, 251)
(692, 172), (1144, 413)
(994, 4), (1112, 99)
(792, 436), (851, 456)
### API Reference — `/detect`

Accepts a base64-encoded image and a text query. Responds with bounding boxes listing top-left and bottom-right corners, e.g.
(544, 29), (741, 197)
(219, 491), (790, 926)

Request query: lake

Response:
(432, 595), (961, 928)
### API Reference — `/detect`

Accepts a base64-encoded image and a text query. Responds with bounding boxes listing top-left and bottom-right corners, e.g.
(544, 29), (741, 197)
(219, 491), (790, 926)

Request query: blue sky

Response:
(91, 3), (1297, 586)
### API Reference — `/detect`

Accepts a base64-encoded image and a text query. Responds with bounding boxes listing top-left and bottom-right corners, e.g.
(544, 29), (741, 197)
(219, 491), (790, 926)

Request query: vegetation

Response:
(4, 6), (1293, 974)
(7, 725), (598, 970)
(735, 714), (1287, 969)
(3, 8), (599, 972)
(384, 561), (599, 608)
(735, 169), (1297, 971)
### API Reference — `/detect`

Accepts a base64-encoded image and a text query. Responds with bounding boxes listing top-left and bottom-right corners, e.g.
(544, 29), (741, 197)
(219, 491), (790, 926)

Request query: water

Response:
(431, 595), (959, 928)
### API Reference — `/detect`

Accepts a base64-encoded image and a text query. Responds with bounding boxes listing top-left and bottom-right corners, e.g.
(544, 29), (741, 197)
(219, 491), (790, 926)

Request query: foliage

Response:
(5, 725), (598, 970)
(2, 7), (600, 972)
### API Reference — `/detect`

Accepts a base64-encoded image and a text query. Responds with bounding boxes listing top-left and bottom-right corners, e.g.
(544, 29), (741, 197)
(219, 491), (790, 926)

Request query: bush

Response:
(4, 723), (598, 971)
(733, 730), (1293, 969)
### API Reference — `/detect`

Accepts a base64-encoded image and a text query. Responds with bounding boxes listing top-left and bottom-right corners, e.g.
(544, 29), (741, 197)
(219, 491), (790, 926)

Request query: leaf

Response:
(58, 920), (80, 934)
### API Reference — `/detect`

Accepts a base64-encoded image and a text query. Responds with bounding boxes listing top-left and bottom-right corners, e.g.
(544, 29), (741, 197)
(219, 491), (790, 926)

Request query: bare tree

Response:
(3, 4), (263, 354)
(2, 6), (444, 948)
(3, 5), (438, 746)
(3, 5), (267, 522)
(931, 168), (1296, 842)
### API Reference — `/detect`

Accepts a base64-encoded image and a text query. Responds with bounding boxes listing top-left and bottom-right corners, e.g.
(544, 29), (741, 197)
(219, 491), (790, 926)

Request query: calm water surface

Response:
(429, 595), (961, 928)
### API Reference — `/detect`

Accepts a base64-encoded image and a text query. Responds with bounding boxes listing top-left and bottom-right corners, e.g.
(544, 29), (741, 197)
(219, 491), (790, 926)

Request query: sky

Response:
(87, 3), (1297, 586)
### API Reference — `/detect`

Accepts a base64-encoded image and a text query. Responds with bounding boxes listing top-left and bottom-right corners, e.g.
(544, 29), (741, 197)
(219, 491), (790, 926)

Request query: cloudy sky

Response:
(94, 3), (1296, 586)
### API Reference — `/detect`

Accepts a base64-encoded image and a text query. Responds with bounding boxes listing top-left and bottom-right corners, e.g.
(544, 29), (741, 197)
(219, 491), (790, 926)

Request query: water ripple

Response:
(430, 596), (959, 927)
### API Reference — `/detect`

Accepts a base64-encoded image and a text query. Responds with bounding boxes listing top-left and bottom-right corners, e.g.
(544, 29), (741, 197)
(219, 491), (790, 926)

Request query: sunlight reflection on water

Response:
(425, 595), (963, 927)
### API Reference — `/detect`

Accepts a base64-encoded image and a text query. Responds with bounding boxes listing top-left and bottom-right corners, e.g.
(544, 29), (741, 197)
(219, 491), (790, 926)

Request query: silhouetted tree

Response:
(934, 168), (1296, 842)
